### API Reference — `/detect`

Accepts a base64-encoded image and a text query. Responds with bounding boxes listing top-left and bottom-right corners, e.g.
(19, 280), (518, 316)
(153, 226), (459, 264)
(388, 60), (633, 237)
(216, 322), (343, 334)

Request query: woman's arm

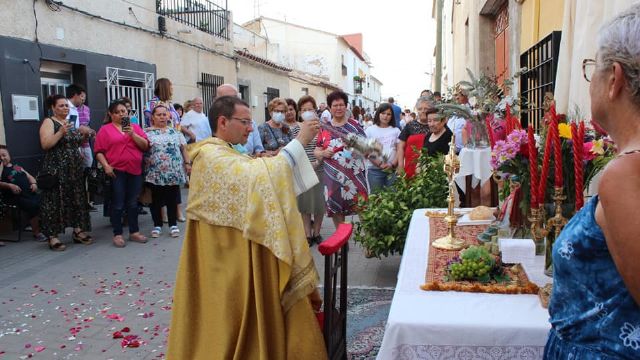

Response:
(396, 140), (406, 175)
(95, 153), (116, 178)
(129, 129), (149, 151)
(597, 159), (640, 305)
(39, 118), (69, 151)
(180, 144), (191, 175)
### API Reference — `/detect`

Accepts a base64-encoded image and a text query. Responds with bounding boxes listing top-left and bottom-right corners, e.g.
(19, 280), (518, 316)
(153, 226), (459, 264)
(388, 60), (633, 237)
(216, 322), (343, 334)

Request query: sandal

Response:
(73, 230), (93, 245)
(169, 226), (180, 238)
(129, 233), (148, 244)
(151, 227), (161, 238)
(48, 238), (66, 251)
(112, 235), (126, 248)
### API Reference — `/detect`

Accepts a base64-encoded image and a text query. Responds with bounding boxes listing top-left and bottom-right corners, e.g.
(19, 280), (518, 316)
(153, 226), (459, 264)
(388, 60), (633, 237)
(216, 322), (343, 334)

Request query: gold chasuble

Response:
(167, 137), (328, 360)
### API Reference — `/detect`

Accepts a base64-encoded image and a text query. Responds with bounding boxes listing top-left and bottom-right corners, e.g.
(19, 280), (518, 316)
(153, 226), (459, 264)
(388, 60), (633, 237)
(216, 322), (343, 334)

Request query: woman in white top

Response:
(365, 103), (401, 193)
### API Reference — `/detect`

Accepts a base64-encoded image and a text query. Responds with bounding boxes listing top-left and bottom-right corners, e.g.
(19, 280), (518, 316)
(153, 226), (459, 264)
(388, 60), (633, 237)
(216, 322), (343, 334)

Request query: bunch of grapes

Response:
(448, 258), (493, 281)
(447, 245), (495, 281)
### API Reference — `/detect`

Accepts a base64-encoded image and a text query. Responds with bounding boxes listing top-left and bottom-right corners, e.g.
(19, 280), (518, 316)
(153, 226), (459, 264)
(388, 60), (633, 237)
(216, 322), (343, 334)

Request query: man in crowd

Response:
(215, 84), (265, 157)
(388, 96), (402, 124)
(167, 95), (327, 359)
(66, 84), (95, 167)
(433, 91), (443, 102)
(319, 102), (332, 123)
(180, 96), (212, 143)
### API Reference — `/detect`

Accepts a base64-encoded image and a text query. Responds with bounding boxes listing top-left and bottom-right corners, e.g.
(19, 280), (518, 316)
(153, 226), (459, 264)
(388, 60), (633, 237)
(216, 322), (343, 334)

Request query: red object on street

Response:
(528, 126), (539, 208)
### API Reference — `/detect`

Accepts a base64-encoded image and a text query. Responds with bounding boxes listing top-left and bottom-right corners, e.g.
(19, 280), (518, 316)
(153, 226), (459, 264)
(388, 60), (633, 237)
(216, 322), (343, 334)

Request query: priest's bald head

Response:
(216, 84), (238, 98)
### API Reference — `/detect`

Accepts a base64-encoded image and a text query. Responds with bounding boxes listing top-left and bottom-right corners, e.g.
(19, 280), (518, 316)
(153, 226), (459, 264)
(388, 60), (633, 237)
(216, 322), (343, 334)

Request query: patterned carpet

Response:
(346, 287), (395, 360)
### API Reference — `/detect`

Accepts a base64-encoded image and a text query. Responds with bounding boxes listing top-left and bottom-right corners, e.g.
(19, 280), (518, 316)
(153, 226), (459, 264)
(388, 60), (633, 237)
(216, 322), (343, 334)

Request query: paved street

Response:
(0, 190), (400, 359)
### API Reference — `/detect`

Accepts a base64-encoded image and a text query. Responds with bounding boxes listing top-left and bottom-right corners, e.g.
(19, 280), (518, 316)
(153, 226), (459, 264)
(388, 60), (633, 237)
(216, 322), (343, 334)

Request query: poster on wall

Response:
(11, 95), (40, 121)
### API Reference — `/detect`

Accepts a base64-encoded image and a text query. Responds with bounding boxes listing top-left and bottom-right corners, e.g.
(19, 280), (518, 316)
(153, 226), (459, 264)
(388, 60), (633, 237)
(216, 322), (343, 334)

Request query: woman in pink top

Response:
(95, 100), (149, 247)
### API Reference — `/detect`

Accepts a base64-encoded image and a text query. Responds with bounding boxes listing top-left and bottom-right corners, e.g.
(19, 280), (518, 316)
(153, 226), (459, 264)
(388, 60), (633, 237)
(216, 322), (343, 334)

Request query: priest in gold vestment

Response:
(167, 96), (328, 359)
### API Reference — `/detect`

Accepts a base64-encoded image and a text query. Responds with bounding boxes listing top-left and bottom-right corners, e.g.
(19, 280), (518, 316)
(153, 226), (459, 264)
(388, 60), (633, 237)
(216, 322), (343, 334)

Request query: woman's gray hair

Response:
(415, 96), (435, 110)
(597, 3), (640, 104)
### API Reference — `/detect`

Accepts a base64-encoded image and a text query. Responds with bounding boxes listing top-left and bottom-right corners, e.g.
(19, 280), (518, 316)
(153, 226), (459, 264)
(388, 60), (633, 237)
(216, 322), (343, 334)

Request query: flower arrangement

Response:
(490, 102), (615, 224)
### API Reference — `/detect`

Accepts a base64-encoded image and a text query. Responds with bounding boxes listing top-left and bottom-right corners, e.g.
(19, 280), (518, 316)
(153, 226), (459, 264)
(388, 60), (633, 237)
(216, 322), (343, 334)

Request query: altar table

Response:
(376, 209), (551, 360)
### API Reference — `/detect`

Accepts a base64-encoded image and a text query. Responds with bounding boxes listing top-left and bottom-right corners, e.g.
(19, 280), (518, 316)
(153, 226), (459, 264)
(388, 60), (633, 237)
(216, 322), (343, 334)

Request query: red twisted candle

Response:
(528, 126), (539, 208)
(485, 115), (496, 148)
(505, 104), (513, 135)
(553, 118), (563, 187)
(575, 122), (585, 210)
(538, 125), (553, 203)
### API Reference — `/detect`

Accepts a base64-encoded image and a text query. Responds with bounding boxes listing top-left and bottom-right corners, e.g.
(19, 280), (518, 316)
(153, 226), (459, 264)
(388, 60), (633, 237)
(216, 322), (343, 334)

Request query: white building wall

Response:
(236, 61), (290, 125)
(0, 0), (237, 103)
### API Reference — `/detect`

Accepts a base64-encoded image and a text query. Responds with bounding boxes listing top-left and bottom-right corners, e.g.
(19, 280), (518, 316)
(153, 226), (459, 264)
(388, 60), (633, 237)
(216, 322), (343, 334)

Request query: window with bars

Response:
(156, 0), (230, 40)
(520, 31), (562, 131)
(197, 72), (224, 112)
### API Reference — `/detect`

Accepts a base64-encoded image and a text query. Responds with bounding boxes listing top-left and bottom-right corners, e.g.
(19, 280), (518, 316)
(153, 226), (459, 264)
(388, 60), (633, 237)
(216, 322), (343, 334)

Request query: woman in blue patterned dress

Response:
(144, 105), (190, 238)
(314, 90), (368, 229)
(545, 4), (640, 359)
(258, 98), (294, 156)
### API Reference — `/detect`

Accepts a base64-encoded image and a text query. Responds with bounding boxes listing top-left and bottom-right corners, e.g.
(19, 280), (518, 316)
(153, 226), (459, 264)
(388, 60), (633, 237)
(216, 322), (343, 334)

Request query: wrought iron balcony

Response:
(156, 0), (230, 40)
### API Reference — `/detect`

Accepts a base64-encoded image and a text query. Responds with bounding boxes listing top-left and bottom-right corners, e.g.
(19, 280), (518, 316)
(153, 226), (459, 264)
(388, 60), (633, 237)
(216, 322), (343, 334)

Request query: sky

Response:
(228, 0), (436, 110)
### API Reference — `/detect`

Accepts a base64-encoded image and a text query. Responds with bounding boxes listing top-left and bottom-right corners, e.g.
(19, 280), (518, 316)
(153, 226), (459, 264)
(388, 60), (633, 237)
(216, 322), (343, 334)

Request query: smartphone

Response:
(68, 114), (77, 129)
(121, 116), (130, 128)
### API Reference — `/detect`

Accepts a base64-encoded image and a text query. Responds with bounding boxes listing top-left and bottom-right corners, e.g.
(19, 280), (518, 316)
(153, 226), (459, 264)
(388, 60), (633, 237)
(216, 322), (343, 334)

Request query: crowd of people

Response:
(0, 78), (481, 249)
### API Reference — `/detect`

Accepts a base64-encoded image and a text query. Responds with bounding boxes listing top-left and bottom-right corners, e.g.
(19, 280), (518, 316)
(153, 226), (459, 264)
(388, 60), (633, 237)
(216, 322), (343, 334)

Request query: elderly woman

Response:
(314, 90), (368, 229)
(38, 94), (93, 251)
(284, 98), (300, 137)
(403, 110), (453, 179)
(95, 100), (149, 247)
(258, 98), (294, 156)
(544, 4), (640, 359)
(144, 105), (190, 238)
(396, 96), (435, 176)
(0, 146), (47, 242)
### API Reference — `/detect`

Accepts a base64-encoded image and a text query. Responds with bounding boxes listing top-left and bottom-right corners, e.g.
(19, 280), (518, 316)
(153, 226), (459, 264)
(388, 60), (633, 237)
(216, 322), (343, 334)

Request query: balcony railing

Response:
(156, 0), (230, 40)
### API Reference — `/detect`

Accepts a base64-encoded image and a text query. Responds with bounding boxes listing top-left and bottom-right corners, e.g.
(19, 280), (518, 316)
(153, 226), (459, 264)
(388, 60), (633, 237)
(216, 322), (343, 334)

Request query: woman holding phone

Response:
(95, 99), (150, 247)
(38, 94), (94, 251)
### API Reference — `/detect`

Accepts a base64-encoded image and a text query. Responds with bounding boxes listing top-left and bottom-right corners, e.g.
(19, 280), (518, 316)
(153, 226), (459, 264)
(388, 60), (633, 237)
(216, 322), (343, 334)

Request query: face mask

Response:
(232, 143), (248, 154)
(272, 112), (285, 123)
(301, 110), (316, 121)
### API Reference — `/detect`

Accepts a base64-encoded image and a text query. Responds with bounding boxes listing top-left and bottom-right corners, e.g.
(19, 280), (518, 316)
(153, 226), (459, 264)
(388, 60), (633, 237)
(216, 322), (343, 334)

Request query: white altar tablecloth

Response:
(377, 209), (552, 360)
(454, 147), (493, 193)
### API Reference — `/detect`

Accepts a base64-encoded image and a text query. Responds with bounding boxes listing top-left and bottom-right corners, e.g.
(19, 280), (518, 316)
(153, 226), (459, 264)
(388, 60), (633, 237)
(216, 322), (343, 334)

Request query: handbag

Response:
(36, 172), (59, 190)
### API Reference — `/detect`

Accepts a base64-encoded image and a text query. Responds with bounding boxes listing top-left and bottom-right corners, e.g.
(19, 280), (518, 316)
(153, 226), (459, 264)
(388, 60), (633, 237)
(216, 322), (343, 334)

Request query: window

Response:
(198, 72), (224, 112)
(520, 31), (562, 130)
(301, 87), (309, 95)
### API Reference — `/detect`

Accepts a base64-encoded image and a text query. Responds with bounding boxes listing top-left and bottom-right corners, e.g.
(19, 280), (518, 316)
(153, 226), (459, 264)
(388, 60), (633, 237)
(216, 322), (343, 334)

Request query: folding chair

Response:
(317, 222), (352, 360)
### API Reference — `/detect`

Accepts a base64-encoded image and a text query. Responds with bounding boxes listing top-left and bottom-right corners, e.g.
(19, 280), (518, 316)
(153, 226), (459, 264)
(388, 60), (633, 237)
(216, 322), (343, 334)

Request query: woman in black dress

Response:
(38, 94), (93, 251)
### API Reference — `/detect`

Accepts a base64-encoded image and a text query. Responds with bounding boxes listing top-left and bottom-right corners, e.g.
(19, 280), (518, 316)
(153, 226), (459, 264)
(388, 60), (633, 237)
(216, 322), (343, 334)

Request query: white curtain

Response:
(554, 0), (634, 119)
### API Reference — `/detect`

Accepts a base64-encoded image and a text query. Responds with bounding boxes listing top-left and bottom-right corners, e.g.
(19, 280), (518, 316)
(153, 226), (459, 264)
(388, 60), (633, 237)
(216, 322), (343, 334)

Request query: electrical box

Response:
(252, 95), (258, 108)
(11, 95), (40, 121)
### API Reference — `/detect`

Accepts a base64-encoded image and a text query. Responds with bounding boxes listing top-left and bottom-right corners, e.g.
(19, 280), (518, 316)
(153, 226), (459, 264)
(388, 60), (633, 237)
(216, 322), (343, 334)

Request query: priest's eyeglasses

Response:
(230, 117), (252, 127)
(582, 59), (596, 82)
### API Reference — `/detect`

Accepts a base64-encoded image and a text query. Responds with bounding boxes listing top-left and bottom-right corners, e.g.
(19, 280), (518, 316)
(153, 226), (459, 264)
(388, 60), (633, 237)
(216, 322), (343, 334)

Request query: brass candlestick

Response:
(528, 206), (547, 256)
(432, 135), (466, 251)
(544, 186), (568, 276)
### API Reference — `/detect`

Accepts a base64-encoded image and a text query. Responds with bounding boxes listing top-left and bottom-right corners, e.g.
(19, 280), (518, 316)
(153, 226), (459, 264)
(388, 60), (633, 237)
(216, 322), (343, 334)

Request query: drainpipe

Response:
(533, 0), (540, 45)
(435, 0), (444, 93)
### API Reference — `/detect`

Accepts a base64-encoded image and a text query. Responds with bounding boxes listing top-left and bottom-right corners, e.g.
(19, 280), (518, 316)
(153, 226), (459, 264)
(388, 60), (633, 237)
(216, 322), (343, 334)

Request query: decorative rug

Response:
(421, 217), (539, 295)
(345, 287), (394, 360)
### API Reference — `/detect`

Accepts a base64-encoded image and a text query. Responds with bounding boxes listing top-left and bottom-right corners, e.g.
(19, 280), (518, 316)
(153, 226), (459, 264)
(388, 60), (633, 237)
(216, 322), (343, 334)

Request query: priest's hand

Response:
(309, 288), (323, 312)
(297, 119), (320, 147)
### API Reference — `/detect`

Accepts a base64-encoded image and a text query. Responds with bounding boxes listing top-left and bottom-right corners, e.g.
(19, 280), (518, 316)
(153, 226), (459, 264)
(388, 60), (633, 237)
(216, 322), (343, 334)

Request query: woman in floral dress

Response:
(38, 94), (93, 251)
(144, 105), (190, 238)
(314, 90), (368, 229)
